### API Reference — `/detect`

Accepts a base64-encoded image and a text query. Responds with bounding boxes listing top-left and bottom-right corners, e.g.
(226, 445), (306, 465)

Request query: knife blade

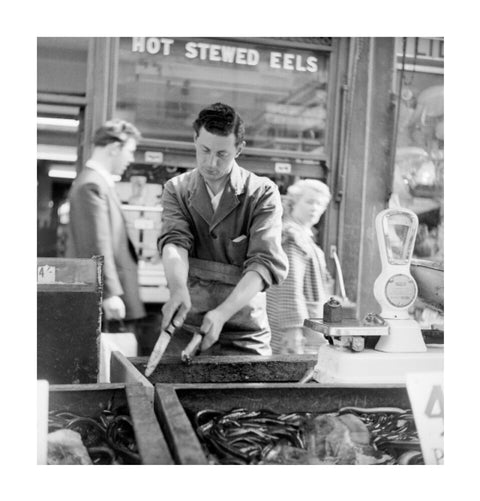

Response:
(145, 323), (176, 377)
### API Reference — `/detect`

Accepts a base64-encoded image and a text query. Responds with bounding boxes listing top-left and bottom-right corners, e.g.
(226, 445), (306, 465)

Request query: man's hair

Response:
(283, 179), (332, 216)
(193, 103), (245, 146)
(93, 119), (141, 147)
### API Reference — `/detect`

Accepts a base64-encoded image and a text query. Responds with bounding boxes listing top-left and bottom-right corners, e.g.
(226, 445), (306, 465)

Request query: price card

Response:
(406, 371), (444, 465)
(274, 162), (292, 174)
(144, 151), (164, 164)
(37, 264), (56, 284)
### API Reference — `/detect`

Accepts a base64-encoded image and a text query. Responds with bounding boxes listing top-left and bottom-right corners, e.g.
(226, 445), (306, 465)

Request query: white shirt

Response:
(205, 184), (225, 212)
(85, 159), (115, 188)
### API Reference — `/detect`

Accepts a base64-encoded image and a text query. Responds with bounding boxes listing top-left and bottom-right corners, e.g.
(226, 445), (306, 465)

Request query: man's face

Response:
(194, 127), (244, 184)
(111, 137), (136, 176)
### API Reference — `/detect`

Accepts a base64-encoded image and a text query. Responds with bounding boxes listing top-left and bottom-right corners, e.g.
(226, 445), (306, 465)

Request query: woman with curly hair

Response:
(266, 179), (334, 354)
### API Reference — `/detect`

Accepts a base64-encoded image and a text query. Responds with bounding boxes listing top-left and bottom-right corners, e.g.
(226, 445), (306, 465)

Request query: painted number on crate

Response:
(37, 265), (56, 284)
(406, 372), (444, 465)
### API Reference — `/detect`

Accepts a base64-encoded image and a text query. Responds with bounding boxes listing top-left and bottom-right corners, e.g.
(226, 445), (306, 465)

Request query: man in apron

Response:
(158, 103), (288, 355)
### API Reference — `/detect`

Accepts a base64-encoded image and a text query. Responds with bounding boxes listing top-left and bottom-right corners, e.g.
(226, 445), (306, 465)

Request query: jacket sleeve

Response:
(268, 239), (310, 328)
(243, 181), (289, 289)
(71, 182), (123, 298)
(157, 178), (194, 254)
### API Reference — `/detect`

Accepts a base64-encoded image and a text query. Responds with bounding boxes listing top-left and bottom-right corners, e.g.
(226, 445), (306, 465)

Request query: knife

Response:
(145, 323), (176, 377)
(181, 330), (204, 365)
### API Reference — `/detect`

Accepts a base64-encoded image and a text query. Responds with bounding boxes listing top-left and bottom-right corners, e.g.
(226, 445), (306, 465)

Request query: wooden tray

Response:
(49, 383), (173, 464)
(111, 352), (318, 385)
(153, 382), (411, 465)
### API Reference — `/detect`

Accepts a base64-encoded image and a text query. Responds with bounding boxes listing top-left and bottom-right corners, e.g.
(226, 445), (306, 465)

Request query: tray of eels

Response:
(192, 406), (422, 465)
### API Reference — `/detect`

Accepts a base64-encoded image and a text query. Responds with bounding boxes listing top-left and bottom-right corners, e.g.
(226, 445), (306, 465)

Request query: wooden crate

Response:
(110, 352), (154, 401)
(37, 257), (103, 384)
(111, 352), (318, 385)
(49, 383), (173, 464)
(153, 383), (412, 465)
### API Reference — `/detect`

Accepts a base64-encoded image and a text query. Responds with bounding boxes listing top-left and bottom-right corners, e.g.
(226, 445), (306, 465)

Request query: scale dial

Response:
(384, 273), (417, 308)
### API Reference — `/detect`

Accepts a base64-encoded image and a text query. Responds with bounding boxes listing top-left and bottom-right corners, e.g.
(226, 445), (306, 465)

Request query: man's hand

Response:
(103, 295), (126, 320)
(199, 309), (229, 351)
(197, 270), (265, 351)
(161, 287), (191, 330)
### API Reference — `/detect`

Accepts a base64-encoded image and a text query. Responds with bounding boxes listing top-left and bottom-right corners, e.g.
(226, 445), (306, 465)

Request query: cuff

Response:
(243, 262), (272, 291)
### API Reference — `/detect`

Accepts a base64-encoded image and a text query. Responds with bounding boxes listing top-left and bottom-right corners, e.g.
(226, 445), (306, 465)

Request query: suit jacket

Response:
(66, 167), (145, 320)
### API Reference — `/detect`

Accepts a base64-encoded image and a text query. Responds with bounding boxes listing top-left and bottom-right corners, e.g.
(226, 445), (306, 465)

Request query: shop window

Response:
(392, 38), (444, 331)
(392, 38), (444, 263)
(115, 37), (329, 156)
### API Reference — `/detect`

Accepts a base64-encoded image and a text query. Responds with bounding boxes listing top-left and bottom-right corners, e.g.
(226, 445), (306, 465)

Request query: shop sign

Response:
(397, 37), (444, 62)
(405, 37), (444, 60)
(406, 371), (444, 465)
(274, 162), (292, 174)
(131, 37), (319, 73)
(145, 151), (164, 164)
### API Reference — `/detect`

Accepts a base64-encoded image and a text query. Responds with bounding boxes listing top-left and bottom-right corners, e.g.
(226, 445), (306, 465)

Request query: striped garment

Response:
(266, 218), (333, 354)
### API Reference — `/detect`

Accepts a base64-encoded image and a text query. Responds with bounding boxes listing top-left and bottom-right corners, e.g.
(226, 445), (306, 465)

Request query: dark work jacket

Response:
(158, 162), (288, 355)
(158, 161), (288, 288)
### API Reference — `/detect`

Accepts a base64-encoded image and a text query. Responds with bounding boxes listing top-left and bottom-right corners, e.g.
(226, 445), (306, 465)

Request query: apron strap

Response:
(188, 257), (242, 286)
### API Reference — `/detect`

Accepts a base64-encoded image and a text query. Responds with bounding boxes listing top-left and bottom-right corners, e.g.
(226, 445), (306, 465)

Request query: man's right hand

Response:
(161, 287), (191, 330)
(103, 295), (126, 320)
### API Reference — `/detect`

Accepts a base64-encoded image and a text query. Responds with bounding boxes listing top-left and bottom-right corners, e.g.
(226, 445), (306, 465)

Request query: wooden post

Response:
(338, 38), (396, 317)
(82, 37), (118, 170)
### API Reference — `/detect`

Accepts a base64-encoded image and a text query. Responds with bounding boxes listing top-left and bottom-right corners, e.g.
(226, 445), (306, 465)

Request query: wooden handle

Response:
(181, 332), (203, 365)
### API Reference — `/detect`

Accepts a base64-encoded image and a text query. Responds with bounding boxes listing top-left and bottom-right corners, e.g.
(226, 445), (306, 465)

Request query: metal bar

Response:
(138, 138), (328, 162)
(331, 247), (347, 301)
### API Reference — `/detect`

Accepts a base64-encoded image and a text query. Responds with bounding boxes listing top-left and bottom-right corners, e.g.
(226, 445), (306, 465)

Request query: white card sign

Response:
(144, 151), (164, 163)
(37, 264), (56, 284)
(406, 371), (444, 465)
(134, 217), (155, 230)
(274, 162), (292, 174)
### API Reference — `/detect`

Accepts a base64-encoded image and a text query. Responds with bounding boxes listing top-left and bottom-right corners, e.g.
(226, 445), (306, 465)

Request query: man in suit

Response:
(67, 119), (145, 328)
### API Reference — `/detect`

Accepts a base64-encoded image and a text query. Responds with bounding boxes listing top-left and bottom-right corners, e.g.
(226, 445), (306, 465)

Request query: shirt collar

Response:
(85, 159), (115, 187)
(190, 160), (245, 196)
(205, 183), (224, 212)
(228, 160), (245, 195)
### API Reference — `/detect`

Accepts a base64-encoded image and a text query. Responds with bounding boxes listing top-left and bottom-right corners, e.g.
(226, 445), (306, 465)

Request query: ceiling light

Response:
(37, 117), (80, 129)
(37, 144), (77, 162)
(48, 166), (77, 179)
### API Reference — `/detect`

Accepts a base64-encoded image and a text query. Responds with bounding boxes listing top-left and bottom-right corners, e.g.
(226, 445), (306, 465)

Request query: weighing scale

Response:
(305, 208), (444, 384)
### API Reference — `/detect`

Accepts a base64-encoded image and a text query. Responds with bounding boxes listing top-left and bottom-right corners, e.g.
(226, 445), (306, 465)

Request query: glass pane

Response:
(391, 41), (444, 263)
(115, 37), (329, 156)
(384, 212), (416, 264)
